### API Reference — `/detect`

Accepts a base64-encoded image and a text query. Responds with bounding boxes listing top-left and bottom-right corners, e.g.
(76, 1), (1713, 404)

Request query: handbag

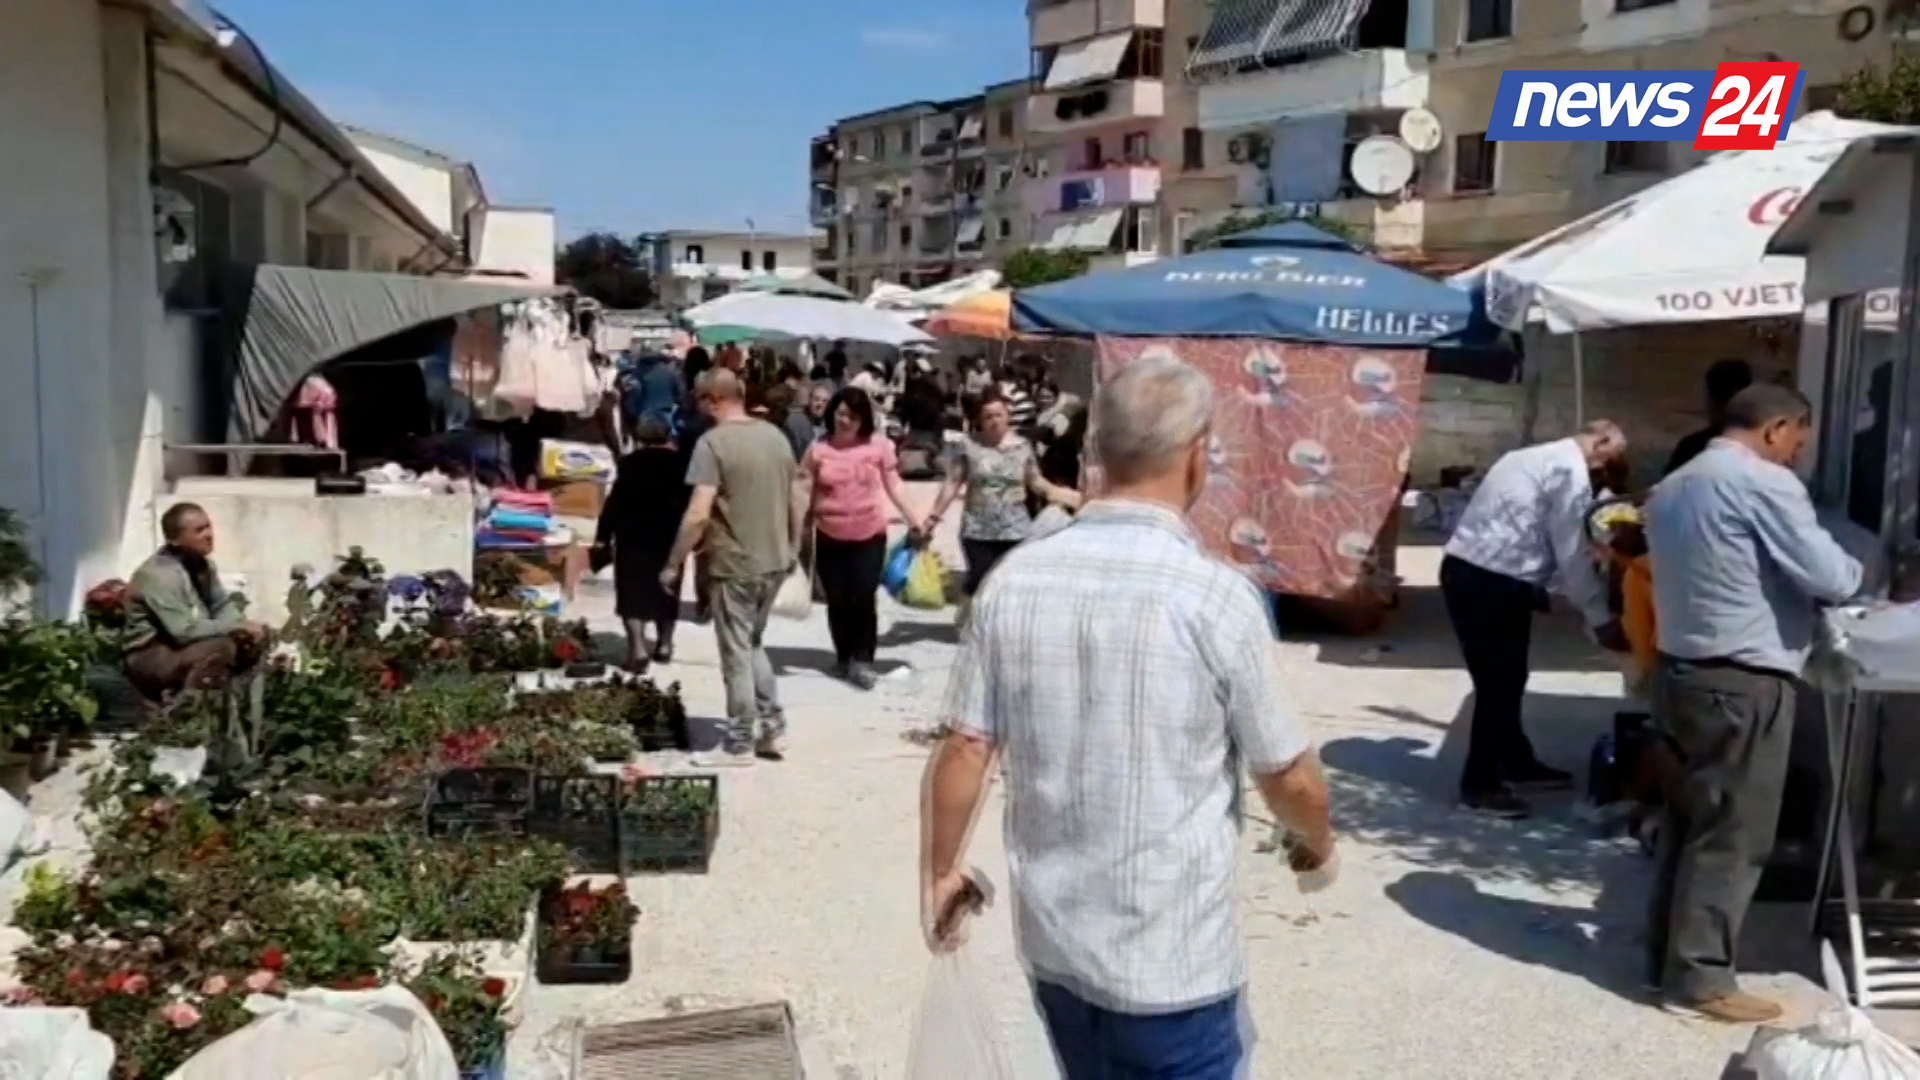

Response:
(772, 555), (815, 620)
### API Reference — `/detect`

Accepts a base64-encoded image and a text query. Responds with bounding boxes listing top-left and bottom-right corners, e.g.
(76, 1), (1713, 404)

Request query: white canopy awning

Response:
(1044, 30), (1131, 91)
(1453, 113), (1910, 334)
(1039, 208), (1125, 252)
(956, 216), (986, 246)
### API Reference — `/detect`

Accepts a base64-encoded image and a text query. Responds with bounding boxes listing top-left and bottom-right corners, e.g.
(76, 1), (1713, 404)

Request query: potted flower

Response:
(534, 881), (635, 985)
(618, 770), (719, 873)
(406, 953), (511, 1080)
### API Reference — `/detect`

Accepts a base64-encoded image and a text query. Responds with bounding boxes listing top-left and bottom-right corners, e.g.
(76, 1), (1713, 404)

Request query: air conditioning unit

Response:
(1228, 136), (1249, 164)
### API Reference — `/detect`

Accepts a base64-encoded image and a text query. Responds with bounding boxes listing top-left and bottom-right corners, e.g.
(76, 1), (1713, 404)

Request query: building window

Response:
(1464, 0), (1512, 42)
(685, 244), (704, 264)
(1615, 0), (1674, 9)
(1119, 29), (1164, 80)
(1182, 127), (1205, 170)
(998, 217), (1013, 240)
(1453, 133), (1498, 193)
(900, 224), (913, 247)
(1123, 131), (1152, 163)
(901, 184), (913, 203)
(899, 128), (914, 154)
(1082, 137), (1103, 171)
(997, 107), (1015, 138)
(1602, 141), (1665, 175)
(762, 250), (777, 271)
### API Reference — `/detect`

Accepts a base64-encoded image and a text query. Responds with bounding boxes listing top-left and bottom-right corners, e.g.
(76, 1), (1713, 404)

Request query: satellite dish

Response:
(1398, 107), (1444, 153)
(1350, 136), (1415, 196)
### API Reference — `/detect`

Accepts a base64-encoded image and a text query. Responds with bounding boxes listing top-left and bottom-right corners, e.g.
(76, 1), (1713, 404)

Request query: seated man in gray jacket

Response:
(123, 503), (267, 701)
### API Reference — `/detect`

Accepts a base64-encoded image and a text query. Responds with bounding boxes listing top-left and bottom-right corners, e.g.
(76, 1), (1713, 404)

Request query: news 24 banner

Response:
(1486, 63), (1805, 150)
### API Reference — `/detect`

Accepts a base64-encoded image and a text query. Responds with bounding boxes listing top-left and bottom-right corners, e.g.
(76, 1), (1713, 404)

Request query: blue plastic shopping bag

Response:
(882, 541), (914, 598)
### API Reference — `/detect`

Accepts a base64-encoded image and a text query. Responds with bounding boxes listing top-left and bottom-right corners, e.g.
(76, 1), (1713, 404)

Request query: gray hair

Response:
(1091, 353), (1214, 483)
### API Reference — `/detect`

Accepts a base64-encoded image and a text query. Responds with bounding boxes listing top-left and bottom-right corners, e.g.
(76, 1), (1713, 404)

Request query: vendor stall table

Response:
(1814, 671), (1920, 1007)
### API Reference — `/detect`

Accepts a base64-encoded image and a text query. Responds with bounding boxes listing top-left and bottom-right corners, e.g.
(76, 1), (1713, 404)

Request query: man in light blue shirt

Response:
(1643, 382), (1862, 1025)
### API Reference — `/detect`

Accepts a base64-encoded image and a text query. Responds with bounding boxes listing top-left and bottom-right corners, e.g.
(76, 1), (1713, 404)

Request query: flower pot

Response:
(26, 739), (58, 781)
(0, 752), (32, 802)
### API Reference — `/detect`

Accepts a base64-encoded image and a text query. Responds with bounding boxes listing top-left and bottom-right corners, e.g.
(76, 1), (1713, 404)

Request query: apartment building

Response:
(1170, 0), (1896, 260)
(812, 82), (1036, 296)
(647, 229), (816, 310)
(1024, 0), (1176, 264)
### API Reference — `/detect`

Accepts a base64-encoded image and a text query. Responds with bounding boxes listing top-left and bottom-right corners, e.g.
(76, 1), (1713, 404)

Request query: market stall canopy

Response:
(1765, 129), (1917, 306)
(206, 263), (564, 442)
(1452, 112), (1907, 333)
(693, 323), (793, 347)
(926, 290), (1015, 340)
(737, 272), (854, 300)
(1012, 222), (1473, 346)
(682, 291), (932, 347)
(867, 270), (1003, 315)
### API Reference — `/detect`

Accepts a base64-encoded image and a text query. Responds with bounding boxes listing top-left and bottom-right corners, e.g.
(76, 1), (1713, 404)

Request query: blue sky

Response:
(216, 0), (1029, 239)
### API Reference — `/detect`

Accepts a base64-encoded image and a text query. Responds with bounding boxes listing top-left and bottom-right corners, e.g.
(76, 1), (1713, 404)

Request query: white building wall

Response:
(0, 0), (124, 616)
(474, 207), (556, 284)
(352, 143), (454, 235)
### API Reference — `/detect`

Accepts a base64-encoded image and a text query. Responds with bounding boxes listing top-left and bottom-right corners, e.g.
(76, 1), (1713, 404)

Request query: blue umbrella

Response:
(1011, 222), (1475, 347)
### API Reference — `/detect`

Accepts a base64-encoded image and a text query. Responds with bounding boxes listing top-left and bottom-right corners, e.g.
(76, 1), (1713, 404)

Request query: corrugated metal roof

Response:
(1185, 0), (1371, 80)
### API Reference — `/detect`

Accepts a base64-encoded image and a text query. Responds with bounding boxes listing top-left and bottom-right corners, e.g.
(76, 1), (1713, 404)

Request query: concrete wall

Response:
(0, 0), (153, 617)
(353, 143), (454, 235)
(472, 206), (557, 284)
(1407, 320), (1794, 486)
(160, 483), (475, 623)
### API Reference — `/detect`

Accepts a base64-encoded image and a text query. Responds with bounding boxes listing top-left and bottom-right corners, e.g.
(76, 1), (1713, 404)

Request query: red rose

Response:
(103, 971), (130, 993)
(379, 669), (400, 690)
(553, 639), (578, 663)
(259, 947), (286, 972)
(65, 970), (85, 987)
(481, 977), (506, 998)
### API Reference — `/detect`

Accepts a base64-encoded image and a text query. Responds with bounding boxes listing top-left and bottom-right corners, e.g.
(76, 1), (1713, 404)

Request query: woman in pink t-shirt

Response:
(804, 386), (926, 689)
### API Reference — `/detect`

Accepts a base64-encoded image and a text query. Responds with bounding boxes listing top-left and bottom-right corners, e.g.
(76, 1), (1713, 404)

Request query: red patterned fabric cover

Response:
(1096, 337), (1423, 599)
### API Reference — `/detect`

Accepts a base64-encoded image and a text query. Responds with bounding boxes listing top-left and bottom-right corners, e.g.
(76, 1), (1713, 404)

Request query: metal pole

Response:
(1571, 331), (1586, 427)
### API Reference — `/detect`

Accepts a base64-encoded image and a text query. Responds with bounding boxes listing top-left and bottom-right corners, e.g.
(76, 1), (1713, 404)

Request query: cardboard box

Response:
(546, 479), (604, 520)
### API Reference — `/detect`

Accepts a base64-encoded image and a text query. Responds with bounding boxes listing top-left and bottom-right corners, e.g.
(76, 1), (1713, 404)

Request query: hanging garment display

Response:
(492, 305), (541, 417)
(291, 375), (340, 449)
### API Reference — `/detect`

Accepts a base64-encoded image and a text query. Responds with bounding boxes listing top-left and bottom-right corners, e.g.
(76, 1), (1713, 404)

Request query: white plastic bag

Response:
(167, 986), (459, 1080)
(905, 951), (1014, 1080)
(0, 1006), (115, 1079)
(771, 565), (813, 621)
(1753, 944), (1920, 1080)
(1030, 505), (1073, 540)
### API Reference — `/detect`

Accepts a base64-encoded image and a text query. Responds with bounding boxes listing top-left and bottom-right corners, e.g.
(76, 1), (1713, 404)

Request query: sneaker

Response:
(1507, 761), (1576, 793)
(698, 742), (755, 768)
(848, 662), (878, 691)
(753, 734), (786, 762)
(651, 643), (673, 664)
(1662, 990), (1783, 1024)
(1460, 787), (1532, 819)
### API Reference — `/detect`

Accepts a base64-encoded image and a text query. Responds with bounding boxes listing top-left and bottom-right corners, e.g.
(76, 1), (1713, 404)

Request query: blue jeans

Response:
(1034, 982), (1243, 1080)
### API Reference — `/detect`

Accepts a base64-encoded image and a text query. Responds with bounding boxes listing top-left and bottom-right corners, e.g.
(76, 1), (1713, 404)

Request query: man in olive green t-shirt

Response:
(663, 369), (804, 761)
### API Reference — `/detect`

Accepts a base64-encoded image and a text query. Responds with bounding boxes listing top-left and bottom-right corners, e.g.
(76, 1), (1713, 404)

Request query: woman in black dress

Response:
(594, 418), (689, 670)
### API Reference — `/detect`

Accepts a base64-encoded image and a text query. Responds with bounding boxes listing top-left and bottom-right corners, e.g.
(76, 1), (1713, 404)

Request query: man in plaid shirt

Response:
(919, 352), (1336, 1078)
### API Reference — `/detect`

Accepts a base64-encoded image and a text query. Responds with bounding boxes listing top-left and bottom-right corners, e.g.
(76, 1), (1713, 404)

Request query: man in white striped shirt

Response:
(920, 352), (1335, 1079)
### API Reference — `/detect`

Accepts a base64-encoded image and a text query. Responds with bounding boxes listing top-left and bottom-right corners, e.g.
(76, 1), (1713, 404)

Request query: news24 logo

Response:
(1486, 63), (1805, 149)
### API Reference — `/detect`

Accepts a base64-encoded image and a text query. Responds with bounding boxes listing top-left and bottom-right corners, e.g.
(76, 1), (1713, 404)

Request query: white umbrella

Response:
(683, 291), (933, 347)
(1453, 112), (1911, 334)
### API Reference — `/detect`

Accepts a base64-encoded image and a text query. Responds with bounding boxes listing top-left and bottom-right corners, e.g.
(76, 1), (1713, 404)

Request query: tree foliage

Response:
(1001, 247), (1092, 289)
(555, 232), (655, 309)
(1835, 56), (1920, 125)
(1184, 210), (1364, 253)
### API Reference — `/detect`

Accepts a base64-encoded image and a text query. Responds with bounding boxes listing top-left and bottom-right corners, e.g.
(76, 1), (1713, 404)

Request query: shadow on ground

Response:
(1328, 690), (1819, 996)
(766, 646), (909, 678)
(1287, 581), (1623, 674)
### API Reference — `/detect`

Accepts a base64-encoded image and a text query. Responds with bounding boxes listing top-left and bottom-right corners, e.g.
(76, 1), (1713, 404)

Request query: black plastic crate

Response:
(534, 885), (634, 986)
(529, 774), (622, 874)
(620, 774), (719, 874)
(423, 767), (532, 838)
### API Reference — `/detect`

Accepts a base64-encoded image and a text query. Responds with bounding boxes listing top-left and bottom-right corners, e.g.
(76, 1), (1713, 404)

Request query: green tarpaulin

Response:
(206, 263), (563, 441)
